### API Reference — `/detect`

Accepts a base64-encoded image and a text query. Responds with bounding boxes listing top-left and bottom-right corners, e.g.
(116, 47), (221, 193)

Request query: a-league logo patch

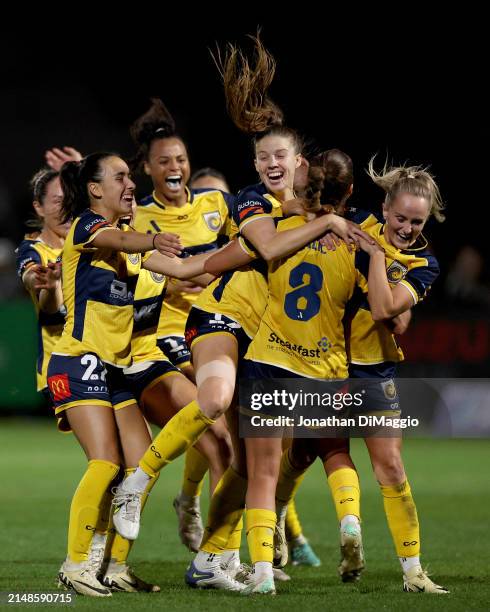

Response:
(202, 211), (222, 232)
(48, 373), (71, 402)
(386, 260), (408, 283)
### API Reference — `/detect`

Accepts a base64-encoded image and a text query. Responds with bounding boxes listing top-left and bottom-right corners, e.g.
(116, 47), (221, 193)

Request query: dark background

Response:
(0, 14), (484, 262)
(0, 13), (488, 409)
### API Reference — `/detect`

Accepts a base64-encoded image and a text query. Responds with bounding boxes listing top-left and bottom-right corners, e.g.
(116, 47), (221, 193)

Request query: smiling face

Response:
(383, 192), (431, 249)
(33, 176), (71, 238)
(254, 134), (301, 199)
(144, 137), (191, 204)
(89, 156), (135, 222)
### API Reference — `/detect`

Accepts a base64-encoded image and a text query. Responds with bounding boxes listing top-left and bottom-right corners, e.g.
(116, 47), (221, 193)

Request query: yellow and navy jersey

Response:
(131, 268), (169, 363)
(194, 183), (283, 339)
(16, 237), (66, 391)
(346, 207), (440, 365)
(134, 186), (234, 338)
(53, 209), (146, 367)
(245, 215), (368, 379)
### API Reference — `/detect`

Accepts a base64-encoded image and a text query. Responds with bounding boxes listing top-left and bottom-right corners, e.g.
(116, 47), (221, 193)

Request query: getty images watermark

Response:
(238, 378), (490, 438)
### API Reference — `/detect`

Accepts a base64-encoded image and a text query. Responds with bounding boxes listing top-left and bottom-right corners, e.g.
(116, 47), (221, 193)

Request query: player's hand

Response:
(33, 262), (62, 291)
(45, 146), (83, 171)
(324, 216), (375, 250)
(168, 279), (203, 294)
(319, 232), (344, 251)
(153, 232), (183, 257)
(357, 233), (384, 256)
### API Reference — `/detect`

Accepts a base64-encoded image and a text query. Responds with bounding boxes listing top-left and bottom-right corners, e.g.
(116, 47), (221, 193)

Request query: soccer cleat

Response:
(87, 532), (107, 576)
(403, 566), (449, 594)
(273, 520), (288, 568)
(58, 557), (112, 597)
(102, 561), (160, 592)
(241, 575), (276, 596)
(185, 560), (245, 591)
(112, 486), (142, 540)
(338, 523), (365, 582)
(230, 562), (291, 584)
(291, 540), (322, 567)
(173, 494), (204, 552)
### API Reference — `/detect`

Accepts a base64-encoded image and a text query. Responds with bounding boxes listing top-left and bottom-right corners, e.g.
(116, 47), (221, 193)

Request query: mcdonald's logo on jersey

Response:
(48, 373), (71, 402)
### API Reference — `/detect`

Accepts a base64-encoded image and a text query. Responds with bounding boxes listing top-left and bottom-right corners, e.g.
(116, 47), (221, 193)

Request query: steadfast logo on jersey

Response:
(268, 331), (321, 358)
(48, 374), (71, 401)
(202, 211), (222, 232)
(386, 260), (408, 283)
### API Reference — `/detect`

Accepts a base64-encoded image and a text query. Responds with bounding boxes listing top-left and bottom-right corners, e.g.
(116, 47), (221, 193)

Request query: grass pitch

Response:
(1, 418), (488, 611)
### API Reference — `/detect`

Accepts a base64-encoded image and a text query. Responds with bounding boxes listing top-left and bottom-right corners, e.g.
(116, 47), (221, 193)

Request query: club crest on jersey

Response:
(381, 379), (397, 400)
(150, 271), (165, 283)
(386, 260), (408, 283)
(202, 211), (222, 232)
(127, 253), (140, 265)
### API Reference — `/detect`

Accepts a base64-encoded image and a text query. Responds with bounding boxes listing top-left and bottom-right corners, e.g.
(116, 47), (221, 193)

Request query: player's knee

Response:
(198, 381), (234, 419)
(375, 452), (405, 483)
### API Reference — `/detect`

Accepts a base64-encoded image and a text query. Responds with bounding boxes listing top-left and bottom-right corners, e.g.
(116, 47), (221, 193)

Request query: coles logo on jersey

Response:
(386, 260), (408, 284)
(48, 373), (71, 402)
(202, 211), (222, 232)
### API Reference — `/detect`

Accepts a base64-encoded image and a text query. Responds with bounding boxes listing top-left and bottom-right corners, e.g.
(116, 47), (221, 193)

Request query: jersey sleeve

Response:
(233, 189), (273, 231)
(16, 241), (42, 279)
(400, 255), (440, 304)
(72, 212), (113, 250)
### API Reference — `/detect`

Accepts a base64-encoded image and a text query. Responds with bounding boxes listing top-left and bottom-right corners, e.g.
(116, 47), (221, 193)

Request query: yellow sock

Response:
(68, 460), (119, 563)
(327, 467), (361, 523)
(246, 508), (276, 564)
(226, 515), (243, 550)
(200, 467), (247, 554)
(381, 480), (420, 558)
(139, 400), (215, 476)
(285, 499), (303, 540)
(181, 446), (207, 498)
(276, 449), (307, 507)
(109, 468), (160, 564)
(95, 488), (113, 534)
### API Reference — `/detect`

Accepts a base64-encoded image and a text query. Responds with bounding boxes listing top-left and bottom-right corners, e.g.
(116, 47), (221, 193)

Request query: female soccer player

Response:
(16, 169), (70, 414)
(46, 152), (211, 597)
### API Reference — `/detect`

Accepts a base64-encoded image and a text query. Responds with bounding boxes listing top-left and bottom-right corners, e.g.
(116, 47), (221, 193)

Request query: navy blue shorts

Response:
(185, 307), (251, 359)
(348, 362), (400, 414)
(47, 353), (135, 416)
(124, 360), (180, 401)
(157, 335), (192, 367)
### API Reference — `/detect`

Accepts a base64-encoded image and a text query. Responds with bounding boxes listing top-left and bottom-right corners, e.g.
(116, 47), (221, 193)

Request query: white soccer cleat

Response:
(241, 574), (276, 596)
(173, 494), (204, 552)
(273, 520), (288, 568)
(58, 557), (112, 597)
(233, 563), (291, 583)
(338, 523), (365, 582)
(102, 561), (160, 592)
(112, 487), (142, 540)
(87, 532), (107, 575)
(185, 560), (245, 591)
(403, 566), (449, 594)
